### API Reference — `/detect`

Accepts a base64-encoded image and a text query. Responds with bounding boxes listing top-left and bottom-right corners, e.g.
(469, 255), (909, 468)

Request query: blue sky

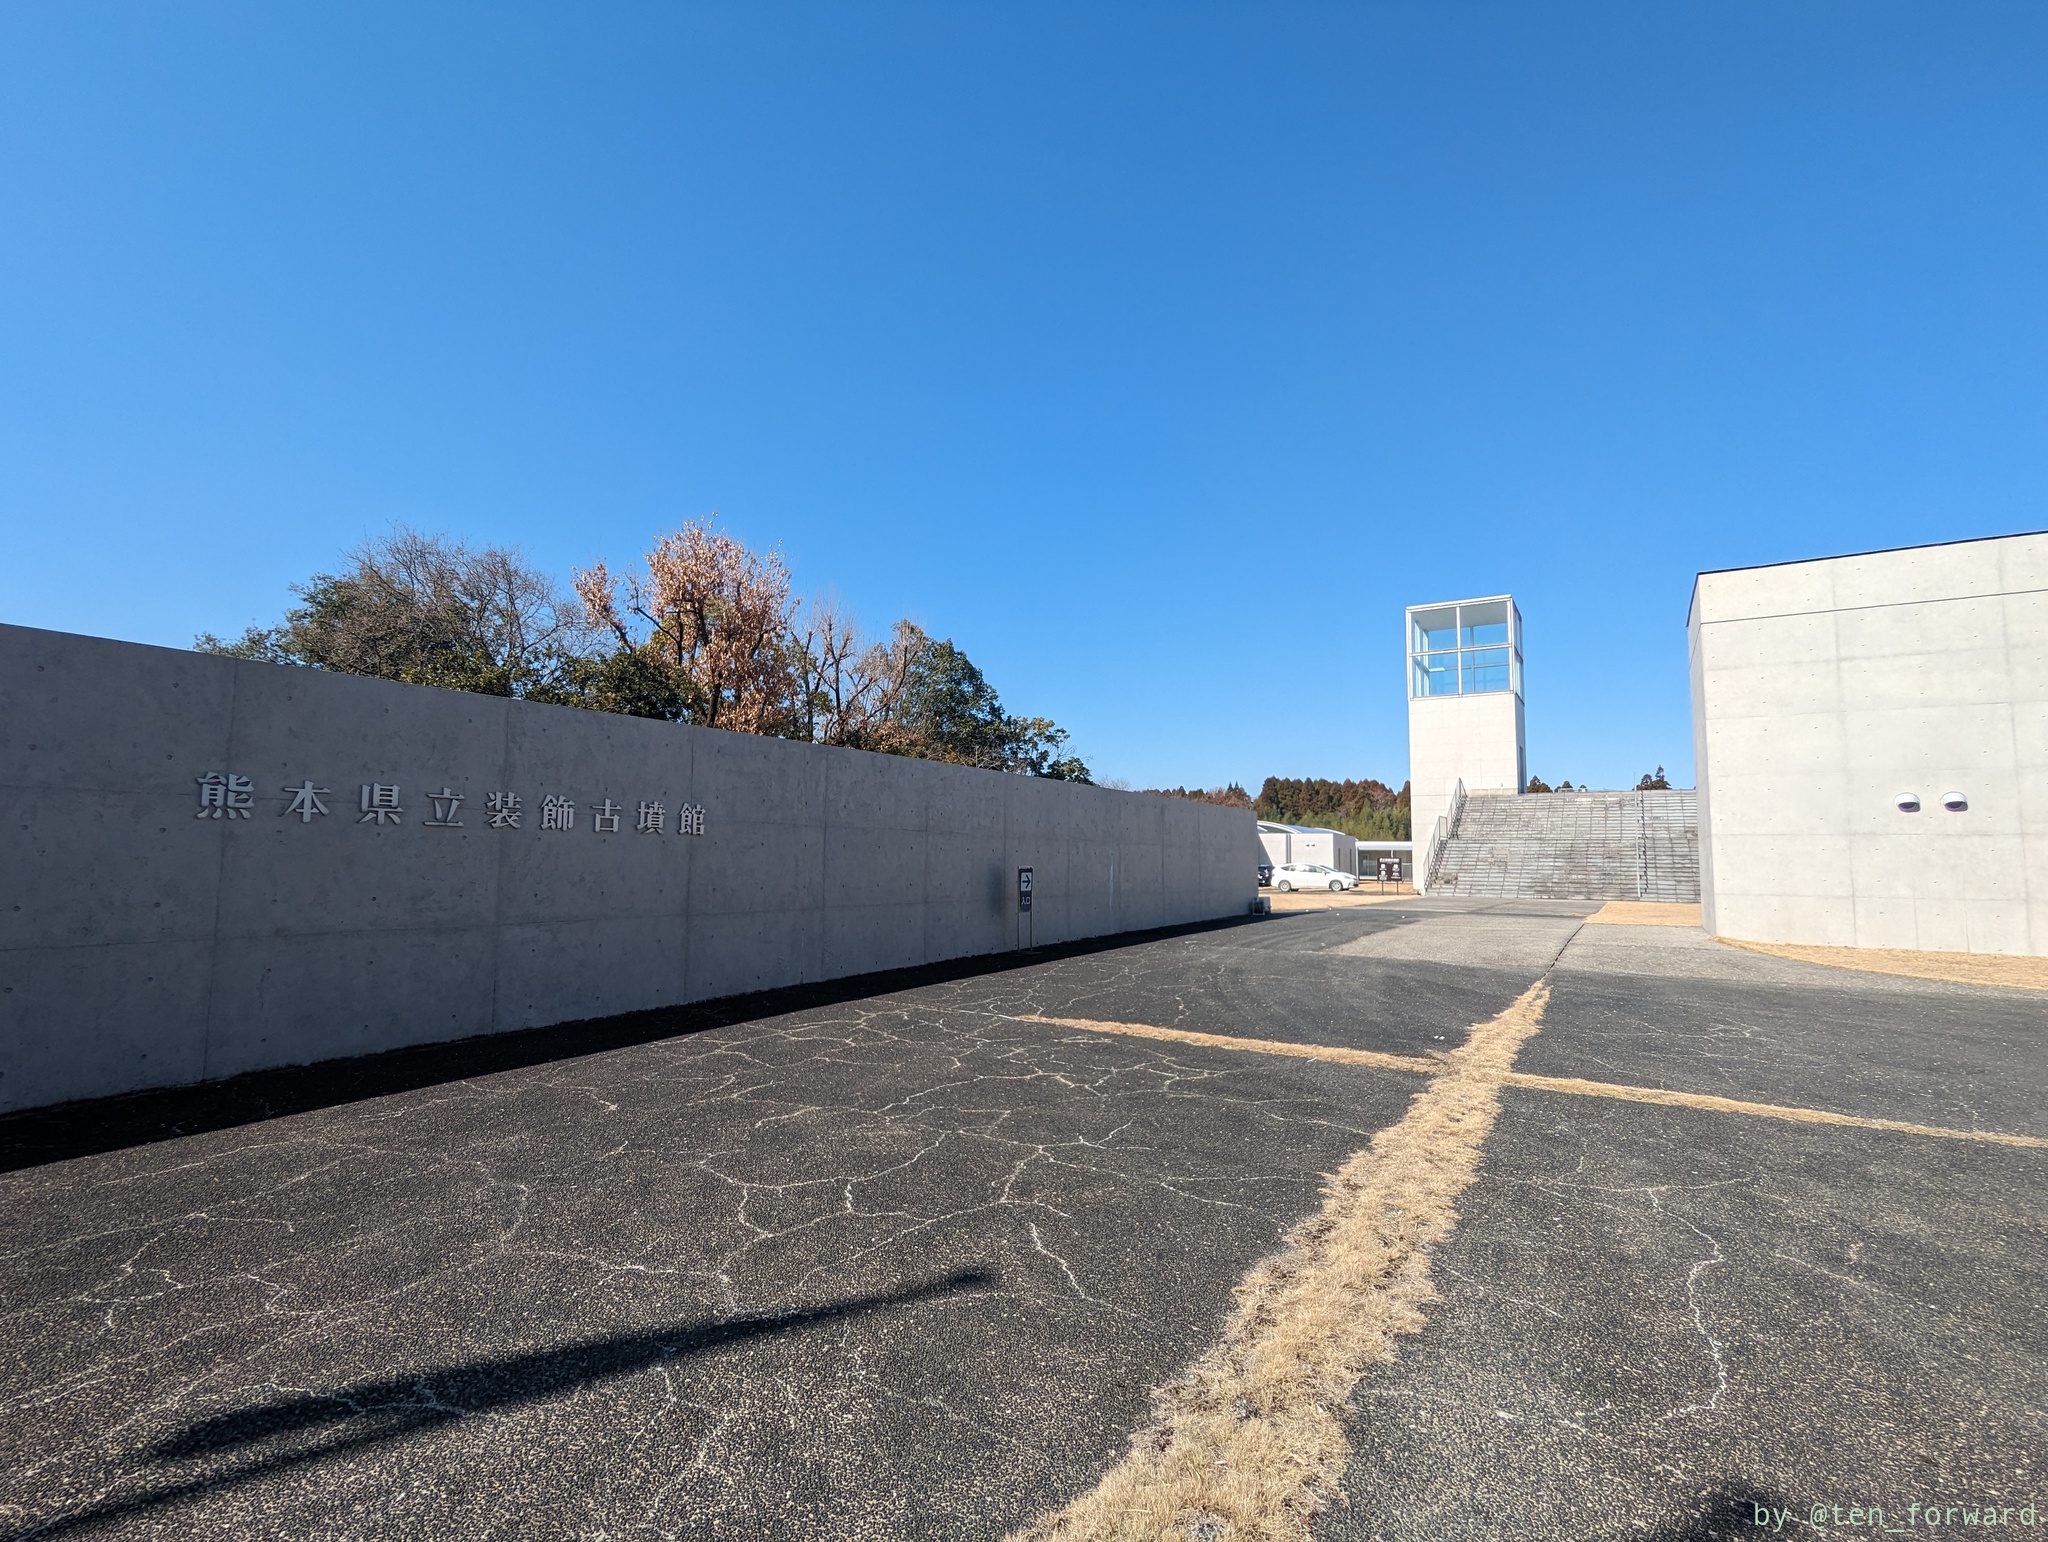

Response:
(4, 4), (2046, 792)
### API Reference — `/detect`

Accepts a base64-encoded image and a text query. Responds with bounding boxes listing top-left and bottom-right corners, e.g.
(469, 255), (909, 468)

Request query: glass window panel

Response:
(1459, 600), (1509, 648)
(1462, 647), (1510, 694)
(1413, 653), (1460, 696)
(1410, 606), (1458, 653)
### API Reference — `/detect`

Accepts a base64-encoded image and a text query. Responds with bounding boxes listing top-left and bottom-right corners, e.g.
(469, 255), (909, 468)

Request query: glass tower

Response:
(1408, 597), (1522, 702)
(1406, 593), (1528, 892)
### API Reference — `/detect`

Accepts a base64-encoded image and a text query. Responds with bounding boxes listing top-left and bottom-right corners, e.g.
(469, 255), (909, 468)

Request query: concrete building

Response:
(1689, 532), (2048, 955)
(1355, 839), (1414, 882)
(1255, 824), (1413, 883)
(0, 623), (1257, 1113)
(1407, 594), (1526, 891)
(1256, 821), (1359, 874)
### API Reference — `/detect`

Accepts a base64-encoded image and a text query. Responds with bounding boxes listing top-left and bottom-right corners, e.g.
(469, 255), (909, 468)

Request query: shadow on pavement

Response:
(1639, 1482), (1804, 1541)
(3, 1267), (993, 1542)
(0, 915), (1275, 1174)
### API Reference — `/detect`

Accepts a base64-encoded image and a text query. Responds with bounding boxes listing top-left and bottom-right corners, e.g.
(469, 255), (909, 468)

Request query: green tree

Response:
(891, 631), (1091, 781)
(1142, 784), (1254, 808)
(897, 637), (1004, 763)
(195, 529), (587, 699)
(1253, 776), (1410, 840)
(1254, 777), (1409, 838)
(534, 648), (694, 721)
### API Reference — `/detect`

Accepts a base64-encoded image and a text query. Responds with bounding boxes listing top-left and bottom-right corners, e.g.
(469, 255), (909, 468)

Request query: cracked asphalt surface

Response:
(0, 902), (2040, 1540)
(1326, 915), (2047, 1542)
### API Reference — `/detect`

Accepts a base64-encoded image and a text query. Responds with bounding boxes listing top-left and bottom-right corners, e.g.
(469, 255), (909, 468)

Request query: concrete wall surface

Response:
(1310, 830), (1359, 875)
(0, 624), (1258, 1112)
(1409, 690), (1524, 890)
(1688, 532), (2048, 954)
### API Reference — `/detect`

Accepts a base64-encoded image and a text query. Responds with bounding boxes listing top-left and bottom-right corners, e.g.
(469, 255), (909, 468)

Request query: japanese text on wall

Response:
(197, 775), (706, 836)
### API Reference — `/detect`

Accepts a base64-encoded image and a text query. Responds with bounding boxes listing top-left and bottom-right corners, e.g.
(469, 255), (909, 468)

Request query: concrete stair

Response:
(1429, 789), (1700, 902)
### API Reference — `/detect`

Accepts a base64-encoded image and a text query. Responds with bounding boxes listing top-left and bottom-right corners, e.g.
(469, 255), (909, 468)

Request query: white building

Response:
(1257, 822), (1359, 874)
(1257, 825), (1413, 882)
(1407, 594), (1526, 891)
(1689, 532), (2048, 956)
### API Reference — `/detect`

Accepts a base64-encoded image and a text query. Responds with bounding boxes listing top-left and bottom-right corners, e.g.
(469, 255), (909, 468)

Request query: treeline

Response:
(1141, 777), (1412, 840)
(1140, 783), (1253, 809)
(197, 523), (1090, 781)
(1150, 771), (1683, 835)
(1256, 776), (1410, 840)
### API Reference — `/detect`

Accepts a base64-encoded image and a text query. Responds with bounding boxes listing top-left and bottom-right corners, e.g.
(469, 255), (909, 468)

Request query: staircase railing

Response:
(1422, 815), (1448, 893)
(1423, 779), (1467, 894)
(1635, 791), (1649, 899)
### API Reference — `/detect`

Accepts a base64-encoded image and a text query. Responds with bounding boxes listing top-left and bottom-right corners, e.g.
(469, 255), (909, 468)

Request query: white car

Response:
(1271, 862), (1358, 893)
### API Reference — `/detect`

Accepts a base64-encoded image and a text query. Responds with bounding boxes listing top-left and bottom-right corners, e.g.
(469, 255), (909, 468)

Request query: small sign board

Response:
(1017, 867), (1033, 912)
(1377, 856), (1402, 883)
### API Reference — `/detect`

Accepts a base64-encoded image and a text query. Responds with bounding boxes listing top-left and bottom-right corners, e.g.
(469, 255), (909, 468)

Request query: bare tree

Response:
(789, 593), (863, 745)
(790, 604), (931, 752)
(856, 619), (932, 750)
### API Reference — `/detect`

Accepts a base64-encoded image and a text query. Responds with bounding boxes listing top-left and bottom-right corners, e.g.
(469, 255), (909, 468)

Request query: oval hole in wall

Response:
(1895, 793), (1921, 813)
(1941, 791), (1968, 812)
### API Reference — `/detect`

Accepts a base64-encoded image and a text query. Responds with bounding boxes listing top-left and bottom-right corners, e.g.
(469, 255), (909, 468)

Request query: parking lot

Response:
(1, 900), (2040, 1540)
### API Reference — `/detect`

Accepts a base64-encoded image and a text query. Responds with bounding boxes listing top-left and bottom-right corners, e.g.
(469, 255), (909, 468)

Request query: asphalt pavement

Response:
(1323, 915), (2047, 1542)
(0, 901), (2039, 1540)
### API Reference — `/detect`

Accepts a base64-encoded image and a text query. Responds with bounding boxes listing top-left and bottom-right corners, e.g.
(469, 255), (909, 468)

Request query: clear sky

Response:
(4, 4), (2045, 793)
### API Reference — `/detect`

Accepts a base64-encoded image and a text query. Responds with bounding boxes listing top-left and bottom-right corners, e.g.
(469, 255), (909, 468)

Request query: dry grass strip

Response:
(1014, 1015), (1440, 1077)
(1005, 982), (1550, 1542)
(1018, 1013), (2044, 1153)
(1262, 889), (1414, 913)
(1718, 937), (2048, 992)
(1498, 1071), (2048, 1150)
(1585, 901), (1703, 928)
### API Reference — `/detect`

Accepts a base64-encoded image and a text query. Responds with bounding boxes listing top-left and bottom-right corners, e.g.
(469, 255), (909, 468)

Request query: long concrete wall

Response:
(0, 624), (1257, 1113)
(1689, 532), (2048, 955)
